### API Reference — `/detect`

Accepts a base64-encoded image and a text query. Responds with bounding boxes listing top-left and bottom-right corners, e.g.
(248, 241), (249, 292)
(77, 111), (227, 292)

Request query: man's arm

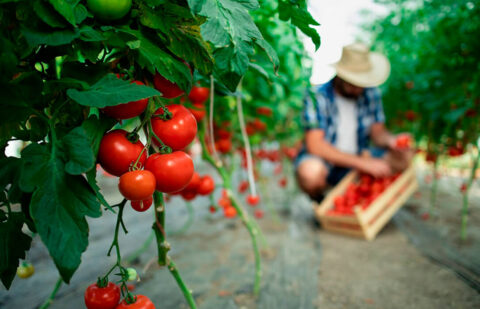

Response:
(370, 123), (396, 148)
(306, 129), (392, 177)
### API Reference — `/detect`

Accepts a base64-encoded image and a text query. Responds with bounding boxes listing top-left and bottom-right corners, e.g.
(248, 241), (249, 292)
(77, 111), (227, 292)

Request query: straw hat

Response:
(333, 43), (391, 88)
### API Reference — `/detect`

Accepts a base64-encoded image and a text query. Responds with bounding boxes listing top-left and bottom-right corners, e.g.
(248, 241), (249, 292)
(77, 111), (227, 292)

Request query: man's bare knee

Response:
(296, 158), (328, 194)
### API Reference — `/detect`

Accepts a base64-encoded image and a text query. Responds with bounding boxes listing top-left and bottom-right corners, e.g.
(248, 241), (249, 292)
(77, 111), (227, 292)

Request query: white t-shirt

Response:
(335, 95), (358, 154)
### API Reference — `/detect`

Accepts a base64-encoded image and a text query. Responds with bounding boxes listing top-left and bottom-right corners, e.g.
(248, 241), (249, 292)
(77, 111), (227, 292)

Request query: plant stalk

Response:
(39, 277), (63, 309)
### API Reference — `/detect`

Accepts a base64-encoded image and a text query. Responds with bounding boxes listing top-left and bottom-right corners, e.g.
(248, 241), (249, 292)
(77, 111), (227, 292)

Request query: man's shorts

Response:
(294, 147), (386, 186)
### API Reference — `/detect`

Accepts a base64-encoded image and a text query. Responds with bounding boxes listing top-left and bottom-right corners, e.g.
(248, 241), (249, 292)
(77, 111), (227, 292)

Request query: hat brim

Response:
(333, 52), (390, 88)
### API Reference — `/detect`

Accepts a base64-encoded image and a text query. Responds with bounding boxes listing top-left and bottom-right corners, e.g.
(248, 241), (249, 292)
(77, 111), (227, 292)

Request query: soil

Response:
(0, 161), (479, 309)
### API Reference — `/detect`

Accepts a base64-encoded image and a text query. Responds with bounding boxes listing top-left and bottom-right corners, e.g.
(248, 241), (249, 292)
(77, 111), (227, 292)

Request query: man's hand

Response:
(356, 157), (392, 178)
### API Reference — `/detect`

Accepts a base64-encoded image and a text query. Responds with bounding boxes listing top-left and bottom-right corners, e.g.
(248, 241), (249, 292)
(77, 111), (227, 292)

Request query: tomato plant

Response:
(0, 0), (320, 306)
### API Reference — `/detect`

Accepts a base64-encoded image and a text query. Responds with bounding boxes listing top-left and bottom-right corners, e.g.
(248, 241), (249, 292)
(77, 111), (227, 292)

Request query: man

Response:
(296, 43), (412, 202)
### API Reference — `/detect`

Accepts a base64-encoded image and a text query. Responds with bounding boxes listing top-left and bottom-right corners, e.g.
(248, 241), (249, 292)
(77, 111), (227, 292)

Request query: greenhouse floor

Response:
(1, 166), (479, 309)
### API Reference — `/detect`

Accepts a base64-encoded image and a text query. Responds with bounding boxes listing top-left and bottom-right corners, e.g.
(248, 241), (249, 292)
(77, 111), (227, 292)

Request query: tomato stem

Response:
(198, 124), (263, 296)
(461, 148), (480, 240)
(104, 199), (134, 301)
(38, 277), (63, 309)
(153, 191), (169, 266)
(167, 258), (197, 309)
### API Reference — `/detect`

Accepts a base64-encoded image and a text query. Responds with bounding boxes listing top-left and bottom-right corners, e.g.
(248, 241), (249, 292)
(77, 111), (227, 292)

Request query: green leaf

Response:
(278, 0), (321, 50)
(61, 127), (95, 175)
(120, 29), (193, 92)
(0, 212), (32, 289)
(81, 115), (116, 157)
(67, 73), (161, 108)
(86, 167), (114, 213)
(48, 0), (78, 26)
(20, 143), (101, 282)
(190, 0), (278, 91)
(34, 0), (69, 28)
(139, 3), (213, 75)
(21, 26), (80, 47)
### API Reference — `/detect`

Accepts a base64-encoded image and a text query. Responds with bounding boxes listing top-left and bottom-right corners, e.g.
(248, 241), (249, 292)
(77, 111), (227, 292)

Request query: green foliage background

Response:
(364, 0), (480, 151)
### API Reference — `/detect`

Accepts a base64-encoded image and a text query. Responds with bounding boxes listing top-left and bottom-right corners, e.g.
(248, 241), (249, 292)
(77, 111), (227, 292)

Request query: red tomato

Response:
(131, 197), (153, 212)
(224, 206), (237, 218)
(246, 124), (255, 136)
(197, 175), (215, 195)
(154, 72), (185, 99)
(102, 81), (149, 119)
(405, 110), (417, 121)
(395, 135), (412, 149)
(180, 189), (197, 201)
(256, 106), (272, 117)
(118, 170), (156, 201)
(218, 197), (231, 208)
(278, 177), (287, 188)
(238, 180), (248, 194)
(425, 152), (437, 163)
(209, 205), (217, 213)
(98, 130), (147, 177)
(184, 172), (201, 191)
(145, 151), (194, 193)
(465, 108), (477, 118)
(252, 119), (267, 131)
(460, 183), (467, 193)
(188, 103), (206, 122)
(115, 295), (155, 309)
(246, 194), (260, 207)
(85, 282), (120, 309)
(215, 138), (232, 154)
(151, 105), (197, 151)
(188, 86), (209, 104)
(334, 196), (345, 209)
(254, 209), (264, 219)
(216, 129), (232, 139)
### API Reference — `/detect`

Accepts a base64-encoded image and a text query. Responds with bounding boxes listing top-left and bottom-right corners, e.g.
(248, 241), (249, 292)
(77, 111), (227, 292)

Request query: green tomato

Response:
(17, 262), (34, 279)
(87, 0), (132, 21)
(126, 267), (137, 281)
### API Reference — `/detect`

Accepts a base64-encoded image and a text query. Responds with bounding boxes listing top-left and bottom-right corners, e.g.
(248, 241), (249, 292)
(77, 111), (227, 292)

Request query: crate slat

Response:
(364, 178), (418, 240)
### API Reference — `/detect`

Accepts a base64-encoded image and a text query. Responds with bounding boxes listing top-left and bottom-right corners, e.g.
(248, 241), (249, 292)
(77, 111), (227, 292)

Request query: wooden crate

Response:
(314, 164), (418, 241)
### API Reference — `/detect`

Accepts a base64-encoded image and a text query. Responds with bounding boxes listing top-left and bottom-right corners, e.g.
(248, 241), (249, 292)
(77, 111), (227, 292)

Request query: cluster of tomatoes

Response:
(328, 173), (400, 216)
(214, 189), (264, 219)
(170, 172), (215, 201)
(97, 75), (215, 212)
(216, 189), (238, 218)
(85, 280), (155, 309)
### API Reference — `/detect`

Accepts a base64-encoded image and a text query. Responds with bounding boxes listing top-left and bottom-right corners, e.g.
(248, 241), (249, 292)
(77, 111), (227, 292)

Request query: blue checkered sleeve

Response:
(366, 87), (385, 123)
(302, 90), (328, 131)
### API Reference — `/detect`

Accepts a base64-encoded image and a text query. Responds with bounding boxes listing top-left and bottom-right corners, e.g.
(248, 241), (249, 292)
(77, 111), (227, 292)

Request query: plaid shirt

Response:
(303, 79), (385, 154)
